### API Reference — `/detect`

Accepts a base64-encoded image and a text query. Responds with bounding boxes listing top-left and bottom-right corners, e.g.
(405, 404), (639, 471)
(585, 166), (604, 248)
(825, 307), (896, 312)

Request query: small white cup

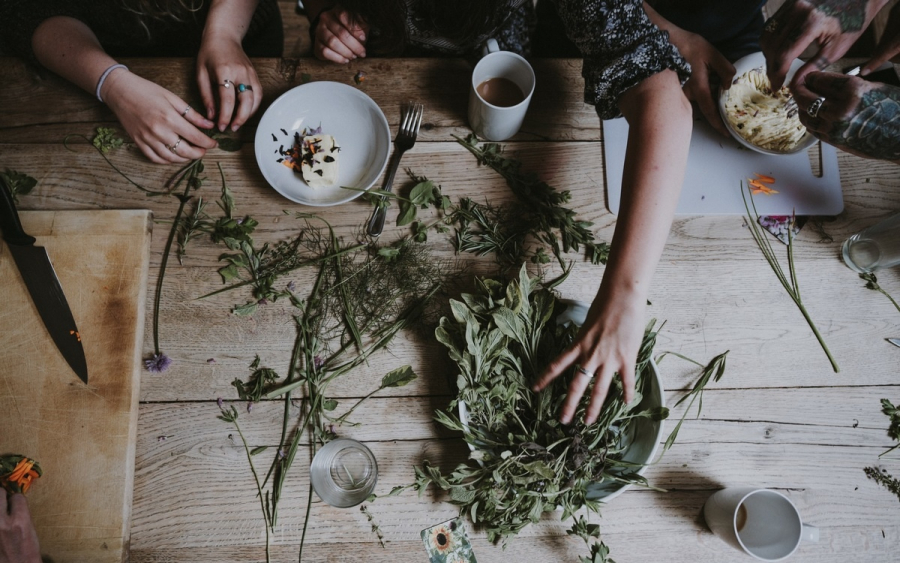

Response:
(704, 488), (819, 561)
(467, 39), (535, 141)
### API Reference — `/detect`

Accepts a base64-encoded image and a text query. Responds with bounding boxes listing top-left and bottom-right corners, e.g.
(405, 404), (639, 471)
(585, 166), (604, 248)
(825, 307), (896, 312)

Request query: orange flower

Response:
(748, 173), (778, 195)
(1, 456), (42, 494)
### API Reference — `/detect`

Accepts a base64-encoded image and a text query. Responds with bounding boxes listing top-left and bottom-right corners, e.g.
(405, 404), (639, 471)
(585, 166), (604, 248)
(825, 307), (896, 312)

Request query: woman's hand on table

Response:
(0, 494), (41, 563)
(311, 6), (369, 63)
(533, 293), (645, 425)
(794, 71), (900, 162)
(760, 0), (890, 90)
(196, 32), (262, 132)
(103, 71), (218, 164)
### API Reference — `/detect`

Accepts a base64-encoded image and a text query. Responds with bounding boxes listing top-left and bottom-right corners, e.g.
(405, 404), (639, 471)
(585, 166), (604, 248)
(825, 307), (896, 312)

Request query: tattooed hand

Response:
(794, 71), (900, 162)
(760, 0), (891, 90)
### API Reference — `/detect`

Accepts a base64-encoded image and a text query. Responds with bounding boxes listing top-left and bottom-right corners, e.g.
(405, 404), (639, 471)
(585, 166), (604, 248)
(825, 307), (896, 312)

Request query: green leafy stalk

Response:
(655, 350), (729, 453)
(877, 399), (900, 458)
(152, 160), (204, 356)
(742, 185), (839, 372)
(218, 406), (270, 562)
(860, 273), (900, 314)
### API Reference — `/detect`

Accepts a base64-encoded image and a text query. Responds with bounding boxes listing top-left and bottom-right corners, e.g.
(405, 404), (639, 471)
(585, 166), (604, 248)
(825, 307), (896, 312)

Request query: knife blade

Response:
(888, 338), (900, 349)
(0, 182), (88, 383)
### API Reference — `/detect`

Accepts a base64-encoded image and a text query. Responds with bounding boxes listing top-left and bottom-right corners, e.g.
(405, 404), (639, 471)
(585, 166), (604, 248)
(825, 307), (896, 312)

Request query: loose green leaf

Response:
(92, 127), (124, 154)
(380, 365), (417, 389)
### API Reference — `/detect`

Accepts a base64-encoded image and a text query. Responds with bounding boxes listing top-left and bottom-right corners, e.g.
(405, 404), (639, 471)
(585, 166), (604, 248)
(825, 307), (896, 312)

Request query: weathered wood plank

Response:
(0, 57), (600, 143)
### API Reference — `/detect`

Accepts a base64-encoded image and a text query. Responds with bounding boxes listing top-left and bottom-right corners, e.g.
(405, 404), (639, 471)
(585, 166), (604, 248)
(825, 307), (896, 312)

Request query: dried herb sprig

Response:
(877, 399), (900, 458)
(0, 169), (36, 204)
(860, 273), (900, 314)
(655, 349), (729, 453)
(218, 405), (271, 562)
(742, 185), (839, 372)
(360, 505), (386, 548)
(454, 134), (609, 267)
(864, 466), (900, 502)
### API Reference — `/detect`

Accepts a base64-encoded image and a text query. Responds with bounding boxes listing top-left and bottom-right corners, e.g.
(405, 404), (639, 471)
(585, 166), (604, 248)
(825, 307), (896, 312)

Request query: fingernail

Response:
(231, 124), (240, 132)
(207, 107), (214, 119)
(359, 33), (366, 41)
(218, 125), (226, 132)
(343, 58), (350, 64)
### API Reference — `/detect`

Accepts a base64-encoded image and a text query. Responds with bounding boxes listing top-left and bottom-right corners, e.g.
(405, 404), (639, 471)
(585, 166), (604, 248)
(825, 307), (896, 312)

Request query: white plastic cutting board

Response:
(603, 117), (843, 216)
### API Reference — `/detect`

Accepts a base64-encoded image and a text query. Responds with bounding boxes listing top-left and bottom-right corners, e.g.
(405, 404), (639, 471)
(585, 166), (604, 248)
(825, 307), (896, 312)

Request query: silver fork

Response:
(366, 102), (423, 237)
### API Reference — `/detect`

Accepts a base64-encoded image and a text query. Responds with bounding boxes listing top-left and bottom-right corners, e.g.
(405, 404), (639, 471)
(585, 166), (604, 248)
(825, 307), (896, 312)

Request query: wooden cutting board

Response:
(0, 210), (151, 563)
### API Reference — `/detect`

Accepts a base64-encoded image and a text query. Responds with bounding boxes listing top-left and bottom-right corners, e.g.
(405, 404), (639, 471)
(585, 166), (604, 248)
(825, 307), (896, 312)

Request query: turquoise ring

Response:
(237, 83), (252, 94)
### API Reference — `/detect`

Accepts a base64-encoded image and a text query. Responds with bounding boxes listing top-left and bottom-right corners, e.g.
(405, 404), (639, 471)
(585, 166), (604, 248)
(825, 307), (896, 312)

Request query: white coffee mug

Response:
(467, 39), (535, 141)
(704, 488), (819, 561)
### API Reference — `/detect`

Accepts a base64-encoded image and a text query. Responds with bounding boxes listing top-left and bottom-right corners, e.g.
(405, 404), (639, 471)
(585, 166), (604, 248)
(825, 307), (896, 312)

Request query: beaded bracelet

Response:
(95, 63), (128, 103)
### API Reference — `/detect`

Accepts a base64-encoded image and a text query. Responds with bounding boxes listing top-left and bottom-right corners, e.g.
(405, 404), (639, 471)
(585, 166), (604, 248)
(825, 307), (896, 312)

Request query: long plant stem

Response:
(231, 419), (271, 563)
(152, 160), (201, 354)
(742, 186), (839, 373)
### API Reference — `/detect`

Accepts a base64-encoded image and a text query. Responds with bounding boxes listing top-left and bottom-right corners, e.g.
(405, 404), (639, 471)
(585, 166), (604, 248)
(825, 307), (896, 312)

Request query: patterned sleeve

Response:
(0, 0), (87, 63)
(552, 0), (690, 120)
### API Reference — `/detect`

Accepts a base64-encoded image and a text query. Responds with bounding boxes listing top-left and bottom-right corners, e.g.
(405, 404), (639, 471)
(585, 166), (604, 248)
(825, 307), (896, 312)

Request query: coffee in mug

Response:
(476, 77), (525, 108)
(467, 40), (535, 141)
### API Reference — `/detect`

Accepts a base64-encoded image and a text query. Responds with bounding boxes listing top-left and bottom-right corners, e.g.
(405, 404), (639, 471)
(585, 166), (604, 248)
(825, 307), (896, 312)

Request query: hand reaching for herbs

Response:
(533, 290), (646, 425)
(0, 494), (41, 563)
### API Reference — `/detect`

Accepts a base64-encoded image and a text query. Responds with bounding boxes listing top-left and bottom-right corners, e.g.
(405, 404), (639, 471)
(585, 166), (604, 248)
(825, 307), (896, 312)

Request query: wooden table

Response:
(1, 56), (899, 563)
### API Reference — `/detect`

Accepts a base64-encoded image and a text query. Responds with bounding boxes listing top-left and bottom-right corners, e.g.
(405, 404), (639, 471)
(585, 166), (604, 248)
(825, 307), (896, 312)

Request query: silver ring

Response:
(167, 138), (182, 154)
(807, 97), (825, 118)
(222, 79), (233, 89)
(575, 365), (595, 379)
(181, 106), (191, 117)
(764, 18), (779, 34)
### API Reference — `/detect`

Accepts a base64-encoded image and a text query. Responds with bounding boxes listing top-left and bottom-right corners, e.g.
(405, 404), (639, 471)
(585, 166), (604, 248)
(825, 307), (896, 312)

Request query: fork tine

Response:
(411, 104), (423, 137)
(400, 103), (413, 136)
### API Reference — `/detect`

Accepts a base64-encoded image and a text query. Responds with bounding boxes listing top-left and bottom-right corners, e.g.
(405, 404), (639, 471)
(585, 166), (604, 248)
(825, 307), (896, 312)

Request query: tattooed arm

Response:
(760, 0), (891, 89)
(794, 71), (900, 163)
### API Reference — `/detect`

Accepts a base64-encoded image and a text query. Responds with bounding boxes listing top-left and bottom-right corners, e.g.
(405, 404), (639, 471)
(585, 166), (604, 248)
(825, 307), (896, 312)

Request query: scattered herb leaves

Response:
(0, 169), (36, 204)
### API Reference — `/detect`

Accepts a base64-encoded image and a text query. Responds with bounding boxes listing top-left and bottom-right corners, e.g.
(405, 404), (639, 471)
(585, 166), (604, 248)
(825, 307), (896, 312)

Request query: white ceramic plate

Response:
(459, 299), (666, 504)
(254, 81), (391, 206)
(718, 52), (816, 156)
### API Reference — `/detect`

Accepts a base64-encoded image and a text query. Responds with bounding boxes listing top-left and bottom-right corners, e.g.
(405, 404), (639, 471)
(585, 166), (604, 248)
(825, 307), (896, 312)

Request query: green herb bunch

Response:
(415, 265), (667, 558)
(454, 134), (609, 268)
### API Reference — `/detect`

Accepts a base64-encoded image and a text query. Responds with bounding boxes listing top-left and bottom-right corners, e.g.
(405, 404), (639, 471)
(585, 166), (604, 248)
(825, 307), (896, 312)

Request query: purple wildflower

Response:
(207, 358), (217, 364)
(287, 281), (296, 292)
(217, 397), (224, 408)
(258, 298), (268, 305)
(144, 353), (173, 373)
(247, 402), (253, 413)
(313, 355), (324, 369)
(277, 448), (286, 460)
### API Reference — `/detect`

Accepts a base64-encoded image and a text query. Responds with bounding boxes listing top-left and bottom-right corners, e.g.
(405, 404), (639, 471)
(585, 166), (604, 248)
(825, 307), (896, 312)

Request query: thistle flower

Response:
(144, 353), (173, 373)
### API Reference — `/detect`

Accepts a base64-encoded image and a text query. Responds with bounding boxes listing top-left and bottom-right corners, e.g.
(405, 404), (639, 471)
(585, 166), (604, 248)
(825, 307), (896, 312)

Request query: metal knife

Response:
(888, 338), (900, 349)
(0, 182), (88, 383)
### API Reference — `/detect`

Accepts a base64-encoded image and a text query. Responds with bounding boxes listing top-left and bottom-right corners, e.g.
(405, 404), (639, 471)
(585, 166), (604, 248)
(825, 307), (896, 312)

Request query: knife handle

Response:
(0, 178), (36, 246)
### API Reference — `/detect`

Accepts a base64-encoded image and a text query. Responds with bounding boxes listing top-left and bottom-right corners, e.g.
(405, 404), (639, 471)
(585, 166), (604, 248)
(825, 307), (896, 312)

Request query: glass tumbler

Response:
(309, 438), (377, 508)
(841, 211), (900, 273)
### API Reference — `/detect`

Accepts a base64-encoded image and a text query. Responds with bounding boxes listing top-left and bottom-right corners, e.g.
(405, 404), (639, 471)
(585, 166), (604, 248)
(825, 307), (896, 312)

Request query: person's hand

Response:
(103, 70), (218, 164)
(197, 32), (263, 132)
(532, 293), (646, 425)
(1, 494), (41, 563)
(312, 6), (369, 64)
(668, 28), (735, 136)
(760, 0), (889, 90)
(793, 71), (900, 162)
